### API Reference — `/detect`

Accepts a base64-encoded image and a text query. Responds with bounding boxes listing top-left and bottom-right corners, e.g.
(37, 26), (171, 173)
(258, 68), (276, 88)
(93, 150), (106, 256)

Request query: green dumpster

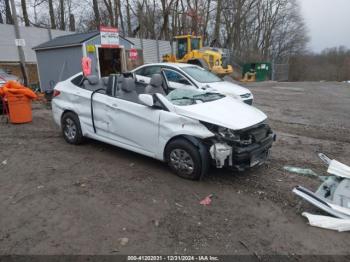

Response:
(242, 62), (272, 82)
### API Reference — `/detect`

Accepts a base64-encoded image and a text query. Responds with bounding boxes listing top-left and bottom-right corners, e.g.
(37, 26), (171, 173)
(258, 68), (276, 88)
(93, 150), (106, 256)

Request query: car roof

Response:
(142, 62), (196, 69)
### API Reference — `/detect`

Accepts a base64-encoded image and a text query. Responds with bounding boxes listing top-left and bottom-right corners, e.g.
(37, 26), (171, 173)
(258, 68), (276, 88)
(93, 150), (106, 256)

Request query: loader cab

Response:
(175, 35), (203, 60)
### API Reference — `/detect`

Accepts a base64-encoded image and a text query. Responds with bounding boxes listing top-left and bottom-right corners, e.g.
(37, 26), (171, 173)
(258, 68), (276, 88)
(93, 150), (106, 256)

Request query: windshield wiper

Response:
(171, 96), (205, 104)
(171, 96), (195, 101)
(193, 92), (224, 99)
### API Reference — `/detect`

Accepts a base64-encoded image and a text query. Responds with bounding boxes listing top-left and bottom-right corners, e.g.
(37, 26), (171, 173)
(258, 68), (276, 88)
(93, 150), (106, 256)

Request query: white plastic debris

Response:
(293, 154), (350, 231)
(327, 160), (350, 179)
(1, 160), (7, 166)
(328, 203), (350, 217)
(119, 237), (129, 246)
(302, 212), (350, 232)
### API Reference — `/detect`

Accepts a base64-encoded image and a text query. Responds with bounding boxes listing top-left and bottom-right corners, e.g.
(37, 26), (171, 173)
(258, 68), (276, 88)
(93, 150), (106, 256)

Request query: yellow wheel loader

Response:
(163, 35), (233, 77)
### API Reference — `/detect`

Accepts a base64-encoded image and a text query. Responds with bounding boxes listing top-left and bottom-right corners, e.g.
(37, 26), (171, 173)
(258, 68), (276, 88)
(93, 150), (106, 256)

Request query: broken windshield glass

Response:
(166, 88), (225, 106)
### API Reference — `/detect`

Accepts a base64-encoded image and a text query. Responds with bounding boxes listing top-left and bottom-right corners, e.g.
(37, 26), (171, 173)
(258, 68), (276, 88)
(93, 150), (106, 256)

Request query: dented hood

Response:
(174, 97), (267, 130)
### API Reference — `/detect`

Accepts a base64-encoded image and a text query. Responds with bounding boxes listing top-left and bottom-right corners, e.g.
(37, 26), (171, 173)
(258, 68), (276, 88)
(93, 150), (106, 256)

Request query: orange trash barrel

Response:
(7, 94), (32, 124)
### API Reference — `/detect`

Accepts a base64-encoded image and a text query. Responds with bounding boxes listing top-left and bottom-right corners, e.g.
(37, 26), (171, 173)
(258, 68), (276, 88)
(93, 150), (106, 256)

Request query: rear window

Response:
(135, 66), (161, 77)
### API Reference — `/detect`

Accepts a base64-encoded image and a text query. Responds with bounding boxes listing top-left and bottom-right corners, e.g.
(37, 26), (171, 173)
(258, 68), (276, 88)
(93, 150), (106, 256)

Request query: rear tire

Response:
(61, 112), (84, 145)
(165, 138), (205, 180)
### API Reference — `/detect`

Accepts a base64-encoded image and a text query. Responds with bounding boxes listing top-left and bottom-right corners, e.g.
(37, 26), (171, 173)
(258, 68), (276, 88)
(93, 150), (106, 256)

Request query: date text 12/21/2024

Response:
(127, 256), (219, 261)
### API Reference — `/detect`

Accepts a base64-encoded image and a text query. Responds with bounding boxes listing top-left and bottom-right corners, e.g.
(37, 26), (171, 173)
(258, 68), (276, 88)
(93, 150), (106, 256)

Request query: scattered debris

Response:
(1, 160), (7, 166)
(73, 181), (87, 188)
(284, 166), (319, 178)
(153, 220), (160, 227)
(239, 240), (250, 251)
(175, 202), (184, 208)
(302, 213), (350, 232)
(239, 240), (261, 260)
(37, 185), (44, 189)
(129, 163), (135, 167)
(200, 194), (213, 206)
(293, 153), (350, 231)
(119, 237), (129, 246)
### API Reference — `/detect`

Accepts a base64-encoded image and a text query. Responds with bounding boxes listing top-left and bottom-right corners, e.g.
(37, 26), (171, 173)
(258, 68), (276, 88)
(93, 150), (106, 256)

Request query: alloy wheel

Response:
(169, 149), (195, 175)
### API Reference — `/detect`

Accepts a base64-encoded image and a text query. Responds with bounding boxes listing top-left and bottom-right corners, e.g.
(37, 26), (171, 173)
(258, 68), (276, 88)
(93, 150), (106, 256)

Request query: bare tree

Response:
(213, 0), (221, 45)
(48, 0), (56, 29)
(5, 0), (13, 24)
(160, 0), (175, 40)
(92, 0), (101, 29)
(59, 0), (65, 30)
(114, 0), (119, 27)
(20, 0), (30, 26)
(69, 14), (75, 31)
(117, 0), (125, 34)
(125, 0), (132, 36)
(103, 0), (114, 26)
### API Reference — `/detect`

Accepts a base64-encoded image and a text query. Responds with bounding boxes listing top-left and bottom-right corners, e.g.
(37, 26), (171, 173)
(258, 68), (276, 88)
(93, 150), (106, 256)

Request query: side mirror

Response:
(138, 94), (154, 107)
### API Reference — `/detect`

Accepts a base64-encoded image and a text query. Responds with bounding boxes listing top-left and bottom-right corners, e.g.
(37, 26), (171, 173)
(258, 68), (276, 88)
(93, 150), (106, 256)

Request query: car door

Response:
(104, 96), (161, 156)
(162, 68), (195, 91)
(68, 76), (110, 137)
(134, 66), (162, 87)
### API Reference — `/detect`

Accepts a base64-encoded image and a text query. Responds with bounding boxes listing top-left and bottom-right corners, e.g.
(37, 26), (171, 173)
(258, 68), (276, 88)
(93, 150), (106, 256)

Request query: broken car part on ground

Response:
(52, 71), (275, 180)
(293, 153), (350, 231)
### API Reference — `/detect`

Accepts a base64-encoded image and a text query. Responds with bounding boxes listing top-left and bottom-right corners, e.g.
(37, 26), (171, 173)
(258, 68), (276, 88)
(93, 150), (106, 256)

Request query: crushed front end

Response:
(202, 122), (276, 171)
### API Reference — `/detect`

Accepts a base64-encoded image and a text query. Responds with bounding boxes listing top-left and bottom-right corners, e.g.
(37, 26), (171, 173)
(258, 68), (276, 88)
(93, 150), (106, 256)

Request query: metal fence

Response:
(272, 63), (289, 81)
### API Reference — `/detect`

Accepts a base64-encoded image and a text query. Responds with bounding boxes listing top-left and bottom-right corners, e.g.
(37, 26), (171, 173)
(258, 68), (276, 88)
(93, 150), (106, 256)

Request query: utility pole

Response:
(10, 0), (28, 86)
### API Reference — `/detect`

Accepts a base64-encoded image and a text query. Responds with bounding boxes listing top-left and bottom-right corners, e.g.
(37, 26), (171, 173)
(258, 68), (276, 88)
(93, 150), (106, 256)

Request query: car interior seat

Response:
(83, 75), (104, 91)
(116, 75), (124, 92)
(118, 78), (139, 103)
(145, 74), (166, 95)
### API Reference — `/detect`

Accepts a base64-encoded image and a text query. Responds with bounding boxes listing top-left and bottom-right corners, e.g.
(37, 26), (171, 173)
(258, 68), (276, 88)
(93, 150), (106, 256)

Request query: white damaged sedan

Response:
(52, 73), (275, 180)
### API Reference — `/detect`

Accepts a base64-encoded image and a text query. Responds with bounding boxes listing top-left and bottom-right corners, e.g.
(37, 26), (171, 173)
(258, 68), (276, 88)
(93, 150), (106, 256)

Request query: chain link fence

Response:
(272, 63), (289, 81)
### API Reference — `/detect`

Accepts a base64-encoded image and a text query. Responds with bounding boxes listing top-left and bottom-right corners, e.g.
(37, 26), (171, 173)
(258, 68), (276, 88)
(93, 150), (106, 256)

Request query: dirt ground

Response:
(0, 81), (350, 256)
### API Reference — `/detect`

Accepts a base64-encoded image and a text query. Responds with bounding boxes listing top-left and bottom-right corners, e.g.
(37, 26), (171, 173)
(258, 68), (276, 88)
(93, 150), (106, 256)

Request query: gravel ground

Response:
(0, 81), (350, 256)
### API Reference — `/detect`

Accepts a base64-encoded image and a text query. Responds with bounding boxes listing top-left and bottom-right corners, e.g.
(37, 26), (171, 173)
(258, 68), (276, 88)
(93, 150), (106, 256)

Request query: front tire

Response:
(61, 112), (84, 145)
(165, 138), (205, 180)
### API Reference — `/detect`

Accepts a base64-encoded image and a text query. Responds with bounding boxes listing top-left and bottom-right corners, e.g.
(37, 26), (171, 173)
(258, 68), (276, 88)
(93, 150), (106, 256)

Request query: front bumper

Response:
(210, 133), (276, 171)
(232, 133), (275, 170)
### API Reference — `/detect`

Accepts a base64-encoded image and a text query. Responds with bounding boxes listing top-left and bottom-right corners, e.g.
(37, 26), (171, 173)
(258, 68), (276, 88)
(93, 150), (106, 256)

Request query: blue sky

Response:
(299, 0), (350, 52)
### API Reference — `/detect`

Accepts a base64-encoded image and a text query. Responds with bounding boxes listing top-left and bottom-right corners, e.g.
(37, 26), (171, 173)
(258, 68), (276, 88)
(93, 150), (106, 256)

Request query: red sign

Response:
(129, 48), (138, 60)
(81, 57), (92, 76)
(100, 26), (119, 48)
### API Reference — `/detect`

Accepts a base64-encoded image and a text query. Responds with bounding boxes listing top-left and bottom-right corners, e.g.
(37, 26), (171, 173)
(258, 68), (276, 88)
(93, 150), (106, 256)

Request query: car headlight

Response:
(240, 93), (251, 99)
(225, 93), (241, 100)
